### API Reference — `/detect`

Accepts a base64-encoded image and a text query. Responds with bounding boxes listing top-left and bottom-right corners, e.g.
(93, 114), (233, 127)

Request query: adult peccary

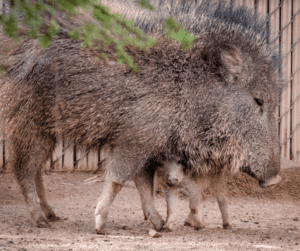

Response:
(153, 158), (230, 231)
(0, 0), (281, 234)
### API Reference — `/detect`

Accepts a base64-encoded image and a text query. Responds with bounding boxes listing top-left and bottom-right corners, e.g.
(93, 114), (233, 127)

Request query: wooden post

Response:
(4, 138), (10, 171)
(52, 138), (63, 171)
(280, 0), (292, 159)
(0, 0), (3, 14)
(256, 0), (268, 17)
(292, 0), (300, 162)
(269, 0), (281, 155)
(76, 148), (88, 171)
(244, 0), (255, 9)
(234, 0), (244, 6)
(100, 146), (110, 170)
(87, 149), (98, 171)
(0, 132), (4, 172)
(63, 142), (75, 171)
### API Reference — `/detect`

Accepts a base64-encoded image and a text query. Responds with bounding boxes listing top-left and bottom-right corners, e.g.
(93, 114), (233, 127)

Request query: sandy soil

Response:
(1, 160), (300, 251)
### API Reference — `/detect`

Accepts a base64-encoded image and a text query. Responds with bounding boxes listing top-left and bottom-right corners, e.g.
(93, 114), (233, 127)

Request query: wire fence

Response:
(0, 0), (299, 172)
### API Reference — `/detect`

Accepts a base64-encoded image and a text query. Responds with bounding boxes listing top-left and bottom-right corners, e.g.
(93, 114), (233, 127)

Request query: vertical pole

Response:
(0, 0), (3, 15)
(280, 0), (292, 159)
(292, 0), (300, 162)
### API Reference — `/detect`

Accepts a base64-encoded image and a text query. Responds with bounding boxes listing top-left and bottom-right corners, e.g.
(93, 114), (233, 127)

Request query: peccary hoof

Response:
(184, 221), (193, 227)
(35, 218), (49, 228)
(162, 227), (172, 233)
(222, 224), (232, 230)
(194, 225), (205, 231)
(47, 214), (60, 222)
(95, 228), (108, 235)
(153, 219), (165, 232)
(31, 212), (49, 228)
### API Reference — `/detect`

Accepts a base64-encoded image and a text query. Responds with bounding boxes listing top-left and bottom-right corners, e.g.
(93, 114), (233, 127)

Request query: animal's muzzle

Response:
(259, 175), (281, 188)
(167, 177), (178, 187)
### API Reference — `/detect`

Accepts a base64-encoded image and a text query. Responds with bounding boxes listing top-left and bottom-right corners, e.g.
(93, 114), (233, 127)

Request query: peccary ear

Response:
(220, 46), (244, 82)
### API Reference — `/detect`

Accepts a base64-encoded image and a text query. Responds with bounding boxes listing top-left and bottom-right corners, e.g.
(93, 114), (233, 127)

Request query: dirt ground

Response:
(1, 159), (300, 251)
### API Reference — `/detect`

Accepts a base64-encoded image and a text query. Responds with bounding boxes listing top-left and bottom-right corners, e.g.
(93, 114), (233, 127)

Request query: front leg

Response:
(214, 175), (232, 229)
(134, 171), (164, 231)
(184, 181), (204, 230)
(184, 211), (195, 227)
(163, 187), (179, 231)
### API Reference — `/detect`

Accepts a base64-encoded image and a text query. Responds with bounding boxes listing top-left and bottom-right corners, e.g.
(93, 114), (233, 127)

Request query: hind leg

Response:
(35, 168), (59, 221)
(11, 133), (55, 228)
(94, 173), (123, 234)
(15, 169), (48, 227)
(94, 148), (127, 234)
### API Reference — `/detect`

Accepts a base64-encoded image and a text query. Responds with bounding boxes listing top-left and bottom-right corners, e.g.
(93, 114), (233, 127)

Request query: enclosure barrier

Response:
(0, 0), (299, 172)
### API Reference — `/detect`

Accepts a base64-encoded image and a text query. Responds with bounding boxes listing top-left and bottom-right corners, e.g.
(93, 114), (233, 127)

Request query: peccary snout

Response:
(259, 153), (281, 188)
(241, 162), (281, 188)
(259, 174), (281, 188)
(167, 177), (179, 187)
(160, 159), (185, 187)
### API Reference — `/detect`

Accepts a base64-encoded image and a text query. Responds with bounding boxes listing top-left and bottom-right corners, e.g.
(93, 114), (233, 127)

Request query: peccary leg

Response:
(143, 211), (148, 221)
(94, 175), (123, 234)
(134, 172), (164, 231)
(163, 188), (179, 231)
(216, 190), (231, 229)
(35, 168), (59, 221)
(12, 139), (53, 228)
(184, 211), (195, 227)
(15, 171), (48, 227)
(214, 176), (231, 229)
(184, 182), (204, 230)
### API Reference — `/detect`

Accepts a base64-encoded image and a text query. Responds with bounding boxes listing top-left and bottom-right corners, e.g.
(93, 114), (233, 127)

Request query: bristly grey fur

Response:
(101, 0), (280, 70)
(0, 0), (281, 228)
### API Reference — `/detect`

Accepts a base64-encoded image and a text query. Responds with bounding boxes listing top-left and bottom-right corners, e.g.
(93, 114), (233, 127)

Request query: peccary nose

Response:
(167, 178), (178, 187)
(259, 175), (281, 188)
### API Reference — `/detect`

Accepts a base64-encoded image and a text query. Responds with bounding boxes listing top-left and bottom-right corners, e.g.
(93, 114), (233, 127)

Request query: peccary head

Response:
(134, 27), (282, 188)
(158, 158), (185, 187)
(180, 34), (282, 187)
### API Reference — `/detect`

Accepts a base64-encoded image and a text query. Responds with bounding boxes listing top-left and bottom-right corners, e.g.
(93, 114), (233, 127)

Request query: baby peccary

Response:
(154, 159), (231, 231)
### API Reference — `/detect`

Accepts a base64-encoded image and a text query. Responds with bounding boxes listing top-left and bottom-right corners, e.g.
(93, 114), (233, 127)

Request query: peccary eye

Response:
(254, 98), (264, 106)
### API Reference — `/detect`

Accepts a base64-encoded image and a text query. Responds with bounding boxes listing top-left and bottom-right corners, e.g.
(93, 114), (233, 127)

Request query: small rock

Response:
(254, 222), (259, 224)
(148, 229), (162, 238)
(293, 217), (299, 221)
